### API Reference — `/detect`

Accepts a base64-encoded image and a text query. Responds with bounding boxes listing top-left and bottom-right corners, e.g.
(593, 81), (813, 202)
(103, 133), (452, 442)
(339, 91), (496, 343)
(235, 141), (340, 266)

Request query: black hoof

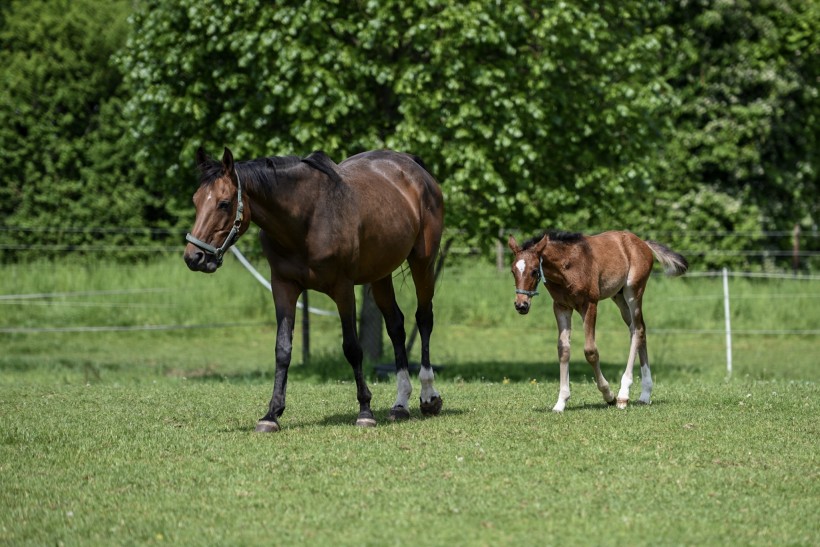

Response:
(255, 419), (280, 433)
(387, 406), (411, 422)
(420, 395), (443, 416)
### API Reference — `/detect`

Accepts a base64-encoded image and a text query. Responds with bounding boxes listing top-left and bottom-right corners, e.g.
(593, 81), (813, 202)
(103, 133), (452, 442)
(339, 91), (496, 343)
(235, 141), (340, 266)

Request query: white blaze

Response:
(515, 259), (526, 274)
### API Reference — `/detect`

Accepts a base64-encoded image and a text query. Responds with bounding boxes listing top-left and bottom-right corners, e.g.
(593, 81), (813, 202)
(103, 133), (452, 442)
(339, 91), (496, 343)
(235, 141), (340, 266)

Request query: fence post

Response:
(722, 268), (732, 376)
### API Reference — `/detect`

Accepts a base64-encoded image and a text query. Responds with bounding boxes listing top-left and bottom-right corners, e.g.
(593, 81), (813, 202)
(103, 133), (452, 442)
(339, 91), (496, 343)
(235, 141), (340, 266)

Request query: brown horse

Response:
(508, 230), (688, 412)
(184, 147), (445, 432)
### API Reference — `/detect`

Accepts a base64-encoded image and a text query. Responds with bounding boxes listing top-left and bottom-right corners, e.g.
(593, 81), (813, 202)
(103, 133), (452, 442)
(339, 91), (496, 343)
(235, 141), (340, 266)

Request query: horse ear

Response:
(221, 147), (235, 177)
(195, 147), (208, 169)
(507, 235), (521, 254)
(533, 235), (549, 254)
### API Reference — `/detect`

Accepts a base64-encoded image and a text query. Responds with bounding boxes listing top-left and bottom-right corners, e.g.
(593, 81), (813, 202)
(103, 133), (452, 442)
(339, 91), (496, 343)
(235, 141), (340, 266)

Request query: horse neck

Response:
(237, 162), (317, 246)
(539, 241), (586, 284)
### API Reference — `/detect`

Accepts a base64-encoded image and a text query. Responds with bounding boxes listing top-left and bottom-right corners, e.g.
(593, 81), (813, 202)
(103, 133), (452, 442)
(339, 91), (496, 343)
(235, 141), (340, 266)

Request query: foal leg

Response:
(579, 302), (616, 407)
(256, 281), (300, 433)
(552, 304), (573, 413)
(335, 285), (375, 427)
(613, 286), (648, 408)
(370, 276), (412, 421)
(408, 255), (442, 416)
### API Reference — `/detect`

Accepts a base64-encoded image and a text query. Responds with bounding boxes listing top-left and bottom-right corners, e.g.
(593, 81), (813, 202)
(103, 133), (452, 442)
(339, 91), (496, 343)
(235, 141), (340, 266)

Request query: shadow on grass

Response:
(180, 354), (704, 385)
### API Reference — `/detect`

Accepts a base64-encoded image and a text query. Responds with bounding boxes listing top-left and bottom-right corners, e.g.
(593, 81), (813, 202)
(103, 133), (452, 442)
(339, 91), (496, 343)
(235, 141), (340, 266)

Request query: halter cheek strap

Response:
(515, 259), (545, 297)
(185, 171), (244, 266)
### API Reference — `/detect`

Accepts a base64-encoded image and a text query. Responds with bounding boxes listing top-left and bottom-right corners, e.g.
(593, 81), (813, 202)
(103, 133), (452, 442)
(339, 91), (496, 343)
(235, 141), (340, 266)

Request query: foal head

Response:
(507, 234), (547, 315)
(184, 147), (252, 273)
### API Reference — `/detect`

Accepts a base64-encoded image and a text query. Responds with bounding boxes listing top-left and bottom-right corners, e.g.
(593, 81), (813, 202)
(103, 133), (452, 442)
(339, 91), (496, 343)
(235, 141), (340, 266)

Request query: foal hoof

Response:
(356, 411), (377, 427)
(255, 419), (280, 433)
(420, 395), (443, 416)
(387, 406), (411, 422)
(616, 398), (629, 410)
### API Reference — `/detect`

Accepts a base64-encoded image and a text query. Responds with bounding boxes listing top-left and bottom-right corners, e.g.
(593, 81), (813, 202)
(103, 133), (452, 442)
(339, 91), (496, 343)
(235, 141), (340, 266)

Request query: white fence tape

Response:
(229, 246), (336, 317)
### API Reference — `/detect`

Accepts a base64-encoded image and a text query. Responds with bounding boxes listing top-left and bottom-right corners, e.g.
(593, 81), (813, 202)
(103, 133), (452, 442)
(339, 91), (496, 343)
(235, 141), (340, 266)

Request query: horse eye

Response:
(217, 200), (231, 211)
(531, 269), (539, 278)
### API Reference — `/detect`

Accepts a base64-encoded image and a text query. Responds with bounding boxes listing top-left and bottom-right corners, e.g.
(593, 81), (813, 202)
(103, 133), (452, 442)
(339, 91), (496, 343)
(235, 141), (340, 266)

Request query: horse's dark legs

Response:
(613, 288), (651, 407)
(370, 277), (412, 421)
(408, 257), (442, 416)
(336, 286), (375, 427)
(256, 284), (300, 433)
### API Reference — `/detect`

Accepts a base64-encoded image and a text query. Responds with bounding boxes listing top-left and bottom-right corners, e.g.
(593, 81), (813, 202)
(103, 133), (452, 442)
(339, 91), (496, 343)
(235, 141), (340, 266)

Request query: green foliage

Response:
(1, 1), (816, 270)
(0, 0), (156, 257)
(651, 0), (819, 239)
(118, 1), (674, 241)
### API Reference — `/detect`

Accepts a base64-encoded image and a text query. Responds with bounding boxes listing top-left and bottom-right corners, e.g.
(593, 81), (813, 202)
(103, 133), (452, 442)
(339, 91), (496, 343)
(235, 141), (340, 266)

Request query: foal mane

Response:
(522, 230), (586, 250)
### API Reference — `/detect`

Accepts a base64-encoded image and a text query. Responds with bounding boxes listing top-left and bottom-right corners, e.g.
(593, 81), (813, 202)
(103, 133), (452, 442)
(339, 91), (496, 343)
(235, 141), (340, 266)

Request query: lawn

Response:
(1, 255), (818, 545)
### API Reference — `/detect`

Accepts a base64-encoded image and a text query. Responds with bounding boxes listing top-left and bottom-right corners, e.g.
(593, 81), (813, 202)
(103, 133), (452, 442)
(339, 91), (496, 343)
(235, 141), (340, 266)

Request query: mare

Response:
(184, 147), (445, 432)
(507, 231), (688, 412)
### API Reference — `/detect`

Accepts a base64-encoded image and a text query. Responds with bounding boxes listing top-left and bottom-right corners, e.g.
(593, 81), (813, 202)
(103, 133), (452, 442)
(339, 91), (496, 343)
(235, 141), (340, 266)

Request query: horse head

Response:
(507, 234), (547, 315)
(184, 147), (252, 273)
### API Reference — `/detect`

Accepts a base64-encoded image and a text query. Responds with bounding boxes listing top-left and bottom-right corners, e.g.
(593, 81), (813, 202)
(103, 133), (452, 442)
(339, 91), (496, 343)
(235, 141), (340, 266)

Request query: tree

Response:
(0, 0), (152, 257)
(118, 0), (673, 245)
(640, 0), (819, 269)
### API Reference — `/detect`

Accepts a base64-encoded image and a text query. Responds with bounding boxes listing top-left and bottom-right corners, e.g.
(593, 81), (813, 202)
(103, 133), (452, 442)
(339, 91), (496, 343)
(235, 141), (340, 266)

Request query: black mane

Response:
(522, 230), (585, 250)
(197, 150), (342, 190)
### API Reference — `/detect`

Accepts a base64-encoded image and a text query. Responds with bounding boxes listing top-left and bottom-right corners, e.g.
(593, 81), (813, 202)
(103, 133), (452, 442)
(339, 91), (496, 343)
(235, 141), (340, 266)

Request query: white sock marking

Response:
(394, 369), (412, 409)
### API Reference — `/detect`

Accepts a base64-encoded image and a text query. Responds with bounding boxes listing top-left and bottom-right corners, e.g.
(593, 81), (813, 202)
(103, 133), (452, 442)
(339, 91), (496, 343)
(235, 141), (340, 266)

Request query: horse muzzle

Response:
(184, 246), (221, 273)
(514, 297), (531, 315)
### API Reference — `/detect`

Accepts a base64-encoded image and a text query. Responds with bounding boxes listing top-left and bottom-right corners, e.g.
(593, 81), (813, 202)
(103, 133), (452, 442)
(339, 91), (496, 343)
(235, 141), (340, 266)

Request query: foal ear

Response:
(507, 235), (521, 254)
(221, 147), (235, 177)
(533, 235), (549, 254)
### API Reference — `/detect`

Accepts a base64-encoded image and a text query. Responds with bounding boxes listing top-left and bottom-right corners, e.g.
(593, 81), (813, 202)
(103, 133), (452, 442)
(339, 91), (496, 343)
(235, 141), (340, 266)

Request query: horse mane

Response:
(522, 230), (585, 250)
(197, 151), (342, 190)
(301, 150), (343, 184)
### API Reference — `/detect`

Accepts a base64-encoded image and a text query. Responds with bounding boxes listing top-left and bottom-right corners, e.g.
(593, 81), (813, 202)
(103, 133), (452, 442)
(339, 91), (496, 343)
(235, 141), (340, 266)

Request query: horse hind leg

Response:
(613, 287), (650, 408)
(407, 249), (442, 416)
(370, 276), (412, 421)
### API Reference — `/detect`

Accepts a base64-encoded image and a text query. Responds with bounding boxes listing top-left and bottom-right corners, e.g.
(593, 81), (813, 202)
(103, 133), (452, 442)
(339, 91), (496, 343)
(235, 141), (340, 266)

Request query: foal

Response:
(508, 231), (688, 411)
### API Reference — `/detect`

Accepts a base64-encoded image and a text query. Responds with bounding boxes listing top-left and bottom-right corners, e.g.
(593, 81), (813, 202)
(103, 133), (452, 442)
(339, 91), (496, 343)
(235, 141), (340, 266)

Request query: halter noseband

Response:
(185, 170), (245, 266)
(515, 259), (546, 298)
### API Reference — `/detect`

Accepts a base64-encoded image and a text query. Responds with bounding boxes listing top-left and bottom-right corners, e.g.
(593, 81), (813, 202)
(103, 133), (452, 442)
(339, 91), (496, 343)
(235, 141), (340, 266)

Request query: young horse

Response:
(184, 147), (445, 432)
(508, 231), (688, 412)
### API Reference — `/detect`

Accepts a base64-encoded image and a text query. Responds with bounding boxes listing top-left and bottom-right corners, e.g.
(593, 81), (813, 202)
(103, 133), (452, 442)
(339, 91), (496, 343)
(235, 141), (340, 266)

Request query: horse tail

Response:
(645, 240), (689, 277)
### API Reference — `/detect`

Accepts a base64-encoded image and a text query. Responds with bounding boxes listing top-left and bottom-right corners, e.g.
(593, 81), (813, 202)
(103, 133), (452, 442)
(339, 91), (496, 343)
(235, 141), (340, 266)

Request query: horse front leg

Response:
(256, 282), (300, 433)
(580, 301), (616, 407)
(552, 304), (572, 412)
(335, 285), (376, 427)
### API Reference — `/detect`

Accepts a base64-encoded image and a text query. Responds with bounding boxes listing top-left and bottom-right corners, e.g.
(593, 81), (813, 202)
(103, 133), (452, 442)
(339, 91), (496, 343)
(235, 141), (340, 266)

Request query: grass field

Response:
(1, 255), (818, 545)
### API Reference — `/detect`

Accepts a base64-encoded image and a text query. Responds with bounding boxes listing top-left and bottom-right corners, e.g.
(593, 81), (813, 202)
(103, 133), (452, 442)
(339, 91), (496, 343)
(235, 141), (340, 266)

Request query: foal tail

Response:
(645, 240), (689, 276)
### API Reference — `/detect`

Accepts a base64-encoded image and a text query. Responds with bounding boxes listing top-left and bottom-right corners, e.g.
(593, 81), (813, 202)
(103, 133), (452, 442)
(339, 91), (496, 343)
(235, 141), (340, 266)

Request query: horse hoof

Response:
(616, 398), (629, 410)
(606, 397), (617, 406)
(420, 395), (443, 416)
(356, 416), (377, 427)
(387, 406), (410, 421)
(255, 420), (280, 433)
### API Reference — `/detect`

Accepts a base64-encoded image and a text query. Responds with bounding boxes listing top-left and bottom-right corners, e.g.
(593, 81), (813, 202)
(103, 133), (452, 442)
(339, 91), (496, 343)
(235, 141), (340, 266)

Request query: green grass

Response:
(1, 256), (818, 545)
(1, 380), (817, 545)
